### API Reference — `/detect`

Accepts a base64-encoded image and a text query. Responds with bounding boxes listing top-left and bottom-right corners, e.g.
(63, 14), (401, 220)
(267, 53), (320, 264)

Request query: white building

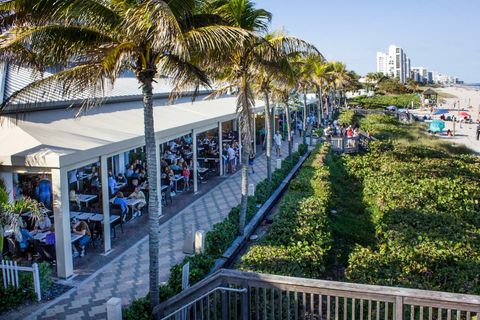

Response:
(376, 45), (409, 83)
(411, 66), (428, 83)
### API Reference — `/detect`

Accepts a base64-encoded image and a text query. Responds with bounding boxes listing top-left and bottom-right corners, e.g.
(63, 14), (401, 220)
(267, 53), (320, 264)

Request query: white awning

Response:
(0, 95), (264, 169)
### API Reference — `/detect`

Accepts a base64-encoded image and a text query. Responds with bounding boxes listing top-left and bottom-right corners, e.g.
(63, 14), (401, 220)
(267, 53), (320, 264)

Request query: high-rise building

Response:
(411, 67), (428, 83)
(376, 45), (408, 83)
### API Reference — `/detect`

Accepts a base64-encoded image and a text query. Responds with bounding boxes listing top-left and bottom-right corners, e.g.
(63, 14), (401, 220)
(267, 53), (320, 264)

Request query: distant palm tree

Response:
(208, 0), (272, 236)
(366, 72), (388, 92)
(0, 0), (248, 308)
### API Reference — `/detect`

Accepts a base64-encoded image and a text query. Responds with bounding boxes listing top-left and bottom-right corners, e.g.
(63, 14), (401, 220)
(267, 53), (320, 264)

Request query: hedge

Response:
(240, 143), (332, 278)
(124, 144), (308, 318)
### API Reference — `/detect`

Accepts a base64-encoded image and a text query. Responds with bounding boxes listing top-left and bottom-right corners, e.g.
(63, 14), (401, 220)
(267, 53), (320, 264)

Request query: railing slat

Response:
(344, 297), (348, 320)
(207, 293), (210, 320)
(385, 301), (389, 320)
(438, 308), (442, 320)
(368, 300), (372, 320)
(255, 287), (259, 320)
(456, 310), (461, 320)
(294, 291), (298, 320)
(360, 299), (364, 320)
(327, 296), (331, 320)
(420, 306), (424, 320)
(352, 298), (356, 320)
(310, 293), (314, 320)
(411, 305), (415, 320)
(1, 260), (6, 288)
(429, 307), (433, 320)
(335, 296), (339, 320)
(213, 290), (217, 320)
(447, 309), (451, 320)
(319, 295), (323, 319)
(467, 311), (471, 320)
(376, 301), (380, 320)
(287, 290), (290, 320)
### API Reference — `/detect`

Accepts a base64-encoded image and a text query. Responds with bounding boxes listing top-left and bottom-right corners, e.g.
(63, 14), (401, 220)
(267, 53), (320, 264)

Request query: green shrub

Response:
(0, 286), (35, 314)
(348, 94), (420, 109)
(240, 146), (332, 278)
(298, 143), (307, 156)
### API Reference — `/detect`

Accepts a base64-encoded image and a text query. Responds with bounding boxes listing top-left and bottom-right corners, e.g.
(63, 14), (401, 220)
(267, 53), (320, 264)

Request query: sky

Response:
(259, 0), (480, 83)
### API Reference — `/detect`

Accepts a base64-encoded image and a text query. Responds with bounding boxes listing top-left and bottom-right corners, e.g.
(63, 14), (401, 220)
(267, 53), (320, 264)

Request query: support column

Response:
(0, 172), (14, 203)
(51, 168), (73, 279)
(218, 122), (223, 176)
(192, 129), (198, 193)
(100, 156), (111, 253)
(253, 114), (257, 154)
(118, 152), (125, 174)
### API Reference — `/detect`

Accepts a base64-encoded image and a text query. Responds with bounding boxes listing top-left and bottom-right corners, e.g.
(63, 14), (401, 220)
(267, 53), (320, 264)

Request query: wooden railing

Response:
(154, 269), (480, 320)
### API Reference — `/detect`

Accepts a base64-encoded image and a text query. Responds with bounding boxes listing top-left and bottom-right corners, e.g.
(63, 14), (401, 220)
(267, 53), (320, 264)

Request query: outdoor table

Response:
(172, 175), (184, 193)
(114, 182), (127, 191)
(32, 231), (83, 244)
(125, 198), (143, 208)
(75, 194), (98, 207)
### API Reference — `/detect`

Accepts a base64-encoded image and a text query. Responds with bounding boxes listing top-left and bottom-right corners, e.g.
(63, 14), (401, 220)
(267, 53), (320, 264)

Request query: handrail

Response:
(155, 269), (480, 318)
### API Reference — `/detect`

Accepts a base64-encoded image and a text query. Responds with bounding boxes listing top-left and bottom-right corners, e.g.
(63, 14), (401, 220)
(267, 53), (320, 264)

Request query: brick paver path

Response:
(29, 137), (299, 320)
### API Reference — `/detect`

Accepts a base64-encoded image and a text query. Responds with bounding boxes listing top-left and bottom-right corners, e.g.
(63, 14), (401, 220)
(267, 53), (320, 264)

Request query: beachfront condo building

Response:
(376, 45), (408, 83)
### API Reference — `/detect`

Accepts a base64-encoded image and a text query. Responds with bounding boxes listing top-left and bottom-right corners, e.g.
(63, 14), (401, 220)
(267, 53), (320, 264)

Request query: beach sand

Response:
(429, 86), (480, 153)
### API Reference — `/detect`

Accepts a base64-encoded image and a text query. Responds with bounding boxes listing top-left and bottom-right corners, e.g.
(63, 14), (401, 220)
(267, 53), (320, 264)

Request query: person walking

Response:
(248, 151), (255, 174)
(274, 131), (282, 157)
(476, 123), (480, 141)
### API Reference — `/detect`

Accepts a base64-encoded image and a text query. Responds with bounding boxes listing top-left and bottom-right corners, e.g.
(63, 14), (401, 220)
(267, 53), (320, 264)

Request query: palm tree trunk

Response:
(263, 90), (272, 181)
(303, 90), (307, 144)
(139, 72), (161, 309)
(238, 74), (251, 236)
(285, 97), (292, 159)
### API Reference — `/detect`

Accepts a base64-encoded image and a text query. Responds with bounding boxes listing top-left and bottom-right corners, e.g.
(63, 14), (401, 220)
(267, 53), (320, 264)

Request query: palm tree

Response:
(252, 31), (317, 181)
(366, 72), (387, 92)
(304, 54), (329, 127)
(0, 0), (249, 308)
(206, 0), (272, 236)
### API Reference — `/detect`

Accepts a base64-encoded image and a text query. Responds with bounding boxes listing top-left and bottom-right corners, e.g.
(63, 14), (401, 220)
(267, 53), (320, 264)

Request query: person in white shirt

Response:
(227, 145), (236, 173)
(34, 214), (52, 232)
(273, 131), (282, 157)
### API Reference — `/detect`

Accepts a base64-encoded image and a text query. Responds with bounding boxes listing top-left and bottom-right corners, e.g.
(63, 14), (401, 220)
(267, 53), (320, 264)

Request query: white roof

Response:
(0, 95), (264, 169)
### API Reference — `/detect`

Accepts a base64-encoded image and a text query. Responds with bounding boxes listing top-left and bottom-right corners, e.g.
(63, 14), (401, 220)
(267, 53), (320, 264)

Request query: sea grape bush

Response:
(240, 144), (332, 278)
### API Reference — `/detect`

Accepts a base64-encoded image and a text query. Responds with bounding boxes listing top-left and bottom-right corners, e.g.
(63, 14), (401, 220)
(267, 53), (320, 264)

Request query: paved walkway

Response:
(28, 137), (299, 320)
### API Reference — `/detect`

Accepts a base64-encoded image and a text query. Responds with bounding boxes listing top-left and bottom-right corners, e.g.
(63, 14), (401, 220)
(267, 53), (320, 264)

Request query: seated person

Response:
(117, 173), (127, 184)
(34, 213), (52, 232)
(125, 165), (135, 178)
(71, 219), (91, 257)
(112, 191), (129, 222)
(128, 186), (146, 217)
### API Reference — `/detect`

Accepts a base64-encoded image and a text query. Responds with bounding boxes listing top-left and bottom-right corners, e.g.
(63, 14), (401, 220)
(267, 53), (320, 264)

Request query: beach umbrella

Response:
(458, 111), (470, 117)
(429, 119), (445, 133)
(433, 109), (449, 115)
(386, 105), (397, 111)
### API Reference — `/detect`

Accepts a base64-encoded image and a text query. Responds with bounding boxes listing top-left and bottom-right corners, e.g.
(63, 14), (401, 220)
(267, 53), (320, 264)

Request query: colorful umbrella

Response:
(458, 111), (470, 117)
(429, 119), (445, 133)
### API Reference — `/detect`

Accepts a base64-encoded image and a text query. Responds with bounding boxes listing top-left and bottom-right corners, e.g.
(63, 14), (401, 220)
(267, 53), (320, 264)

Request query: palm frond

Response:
(0, 24), (113, 70)
(157, 53), (211, 101)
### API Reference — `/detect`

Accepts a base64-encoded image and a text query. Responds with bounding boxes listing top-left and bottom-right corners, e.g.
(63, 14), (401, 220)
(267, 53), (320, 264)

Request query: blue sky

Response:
(260, 0), (480, 83)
